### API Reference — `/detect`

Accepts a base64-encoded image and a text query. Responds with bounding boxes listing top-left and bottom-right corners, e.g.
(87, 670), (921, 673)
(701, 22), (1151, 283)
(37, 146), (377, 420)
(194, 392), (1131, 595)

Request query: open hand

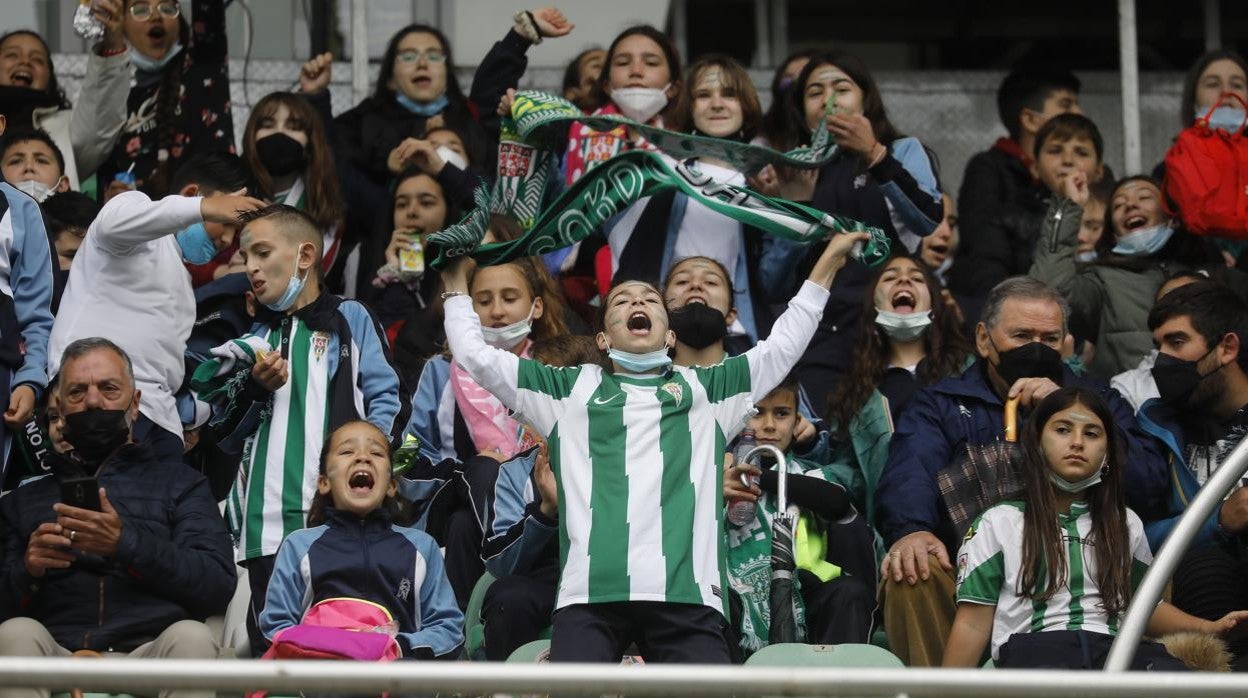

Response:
(881, 530), (951, 585)
(201, 190), (266, 225)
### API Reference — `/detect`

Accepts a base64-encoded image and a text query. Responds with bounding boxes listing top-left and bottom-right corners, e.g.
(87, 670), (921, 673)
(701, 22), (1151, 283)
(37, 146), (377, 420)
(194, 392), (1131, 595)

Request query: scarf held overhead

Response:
(428, 151), (889, 270)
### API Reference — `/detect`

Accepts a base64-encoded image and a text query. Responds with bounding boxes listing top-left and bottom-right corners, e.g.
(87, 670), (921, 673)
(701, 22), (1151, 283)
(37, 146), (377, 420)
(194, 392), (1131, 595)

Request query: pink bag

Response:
(250, 598), (402, 698)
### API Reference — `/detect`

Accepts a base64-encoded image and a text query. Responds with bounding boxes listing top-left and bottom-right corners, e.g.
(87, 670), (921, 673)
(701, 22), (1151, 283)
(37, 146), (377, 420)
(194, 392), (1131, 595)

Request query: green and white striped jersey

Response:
(226, 317), (333, 561)
(955, 500), (1152, 660)
(444, 281), (830, 615)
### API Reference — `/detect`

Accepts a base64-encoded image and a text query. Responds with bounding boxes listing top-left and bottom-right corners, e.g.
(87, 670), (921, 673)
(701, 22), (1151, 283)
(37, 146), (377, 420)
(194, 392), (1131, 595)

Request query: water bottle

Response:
(726, 430), (758, 526)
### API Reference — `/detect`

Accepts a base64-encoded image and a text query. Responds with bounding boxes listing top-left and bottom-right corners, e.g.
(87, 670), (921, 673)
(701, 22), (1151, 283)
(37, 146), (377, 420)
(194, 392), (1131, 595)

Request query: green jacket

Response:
(1029, 197), (1184, 379)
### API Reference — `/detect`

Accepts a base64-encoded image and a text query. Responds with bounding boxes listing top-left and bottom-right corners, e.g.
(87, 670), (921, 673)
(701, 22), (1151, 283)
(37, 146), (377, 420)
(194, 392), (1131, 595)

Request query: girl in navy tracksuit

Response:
(260, 420), (464, 659)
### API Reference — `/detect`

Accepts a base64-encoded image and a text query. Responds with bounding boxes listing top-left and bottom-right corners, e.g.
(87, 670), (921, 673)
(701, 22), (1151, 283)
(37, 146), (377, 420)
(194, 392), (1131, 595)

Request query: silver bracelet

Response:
(440, 290), (468, 301)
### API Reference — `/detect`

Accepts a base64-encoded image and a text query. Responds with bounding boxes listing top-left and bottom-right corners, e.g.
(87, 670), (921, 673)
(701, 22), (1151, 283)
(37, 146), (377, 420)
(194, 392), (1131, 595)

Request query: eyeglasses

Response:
(129, 2), (182, 21)
(396, 49), (446, 65)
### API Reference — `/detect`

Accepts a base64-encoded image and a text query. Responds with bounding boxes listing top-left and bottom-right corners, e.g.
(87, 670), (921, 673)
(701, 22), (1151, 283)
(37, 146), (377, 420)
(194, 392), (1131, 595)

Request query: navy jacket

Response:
(260, 507), (463, 659)
(1135, 398), (1243, 553)
(875, 361), (1169, 555)
(0, 442), (236, 652)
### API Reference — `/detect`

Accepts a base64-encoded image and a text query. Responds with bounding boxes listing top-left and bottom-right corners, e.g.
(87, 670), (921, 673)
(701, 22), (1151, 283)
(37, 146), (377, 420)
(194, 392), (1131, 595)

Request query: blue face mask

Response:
(1112, 223), (1175, 257)
(175, 222), (218, 265)
(607, 346), (672, 374)
(263, 244), (312, 312)
(130, 41), (184, 73)
(1197, 103), (1247, 133)
(395, 93), (449, 117)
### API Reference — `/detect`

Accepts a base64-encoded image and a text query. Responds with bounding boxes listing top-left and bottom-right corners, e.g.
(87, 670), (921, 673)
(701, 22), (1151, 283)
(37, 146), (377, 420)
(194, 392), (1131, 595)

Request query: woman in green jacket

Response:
(824, 255), (973, 526)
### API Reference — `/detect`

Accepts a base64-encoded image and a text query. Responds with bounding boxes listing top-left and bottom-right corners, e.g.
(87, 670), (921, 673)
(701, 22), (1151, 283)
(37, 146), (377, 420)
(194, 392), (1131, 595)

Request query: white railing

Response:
(1107, 434), (1248, 670)
(1, 658), (1247, 697)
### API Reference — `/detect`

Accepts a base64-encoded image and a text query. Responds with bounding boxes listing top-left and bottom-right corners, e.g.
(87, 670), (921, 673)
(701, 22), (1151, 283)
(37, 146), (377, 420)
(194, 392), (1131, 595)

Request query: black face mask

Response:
(63, 409), (130, 463)
(1152, 348), (1222, 408)
(255, 132), (307, 178)
(669, 302), (727, 350)
(991, 340), (1065, 387)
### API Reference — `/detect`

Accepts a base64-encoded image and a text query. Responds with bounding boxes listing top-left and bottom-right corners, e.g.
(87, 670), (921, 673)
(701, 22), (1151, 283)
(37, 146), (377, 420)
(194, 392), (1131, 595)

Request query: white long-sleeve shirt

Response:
(49, 191), (203, 439)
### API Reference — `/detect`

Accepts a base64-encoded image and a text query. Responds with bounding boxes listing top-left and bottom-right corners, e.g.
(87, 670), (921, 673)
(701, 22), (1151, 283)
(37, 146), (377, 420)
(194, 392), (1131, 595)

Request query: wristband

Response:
(513, 11), (543, 44)
(97, 44), (127, 58)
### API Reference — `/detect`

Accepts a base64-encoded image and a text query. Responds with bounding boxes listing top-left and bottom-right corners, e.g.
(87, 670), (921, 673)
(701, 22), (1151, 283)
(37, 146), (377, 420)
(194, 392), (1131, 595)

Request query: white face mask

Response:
(875, 309), (932, 342)
(1075, 250), (1099, 264)
(13, 179), (55, 203)
(1197, 103), (1247, 133)
(1048, 454), (1109, 493)
(612, 84), (670, 123)
(1112, 224), (1175, 257)
(480, 302), (536, 350)
(436, 146), (468, 172)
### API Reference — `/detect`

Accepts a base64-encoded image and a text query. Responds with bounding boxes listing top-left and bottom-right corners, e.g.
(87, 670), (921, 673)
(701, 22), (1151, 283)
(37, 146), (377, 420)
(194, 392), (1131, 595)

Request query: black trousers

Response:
(1171, 543), (1248, 670)
(482, 562), (560, 661)
(442, 507), (484, 610)
(798, 570), (877, 645)
(997, 630), (1188, 671)
(243, 554), (277, 657)
(549, 601), (734, 664)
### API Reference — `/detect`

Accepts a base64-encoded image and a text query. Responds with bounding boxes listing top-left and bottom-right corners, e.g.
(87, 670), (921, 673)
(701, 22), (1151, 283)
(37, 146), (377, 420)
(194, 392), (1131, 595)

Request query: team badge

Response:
(312, 331), (329, 361)
(660, 382), (683, 404)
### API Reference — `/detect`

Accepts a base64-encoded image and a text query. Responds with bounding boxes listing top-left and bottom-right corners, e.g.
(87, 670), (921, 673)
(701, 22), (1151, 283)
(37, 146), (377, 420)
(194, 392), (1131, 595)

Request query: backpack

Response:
(261, 597), (402, 662)
(1163, 92), (1248, 240)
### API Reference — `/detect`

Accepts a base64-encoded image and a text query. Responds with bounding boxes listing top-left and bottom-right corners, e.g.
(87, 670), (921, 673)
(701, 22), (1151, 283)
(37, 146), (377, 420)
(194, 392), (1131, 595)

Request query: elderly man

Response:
(0, 337), (235, 698)
(874, 277), (1167, 666)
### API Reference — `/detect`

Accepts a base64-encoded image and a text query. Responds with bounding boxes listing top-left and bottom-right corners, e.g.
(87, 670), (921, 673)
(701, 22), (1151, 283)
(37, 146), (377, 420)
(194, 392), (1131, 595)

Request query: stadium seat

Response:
(507, 639), (552, 663)
(464, 571), (497, 660)
(744, 643), (905, 668)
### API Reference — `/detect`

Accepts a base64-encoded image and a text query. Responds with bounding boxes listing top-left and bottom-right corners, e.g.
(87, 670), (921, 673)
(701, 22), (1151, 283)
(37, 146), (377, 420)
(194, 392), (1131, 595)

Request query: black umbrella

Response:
(744, 444), (799, 645)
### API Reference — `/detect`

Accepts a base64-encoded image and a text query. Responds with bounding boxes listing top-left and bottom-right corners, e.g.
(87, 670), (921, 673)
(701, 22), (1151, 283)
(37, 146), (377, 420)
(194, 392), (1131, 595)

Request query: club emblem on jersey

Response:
(312, 332), (329, 361)
(956, 553), (968, 585)
(397, 577), (411, 601)
(659, 382), (684, 405)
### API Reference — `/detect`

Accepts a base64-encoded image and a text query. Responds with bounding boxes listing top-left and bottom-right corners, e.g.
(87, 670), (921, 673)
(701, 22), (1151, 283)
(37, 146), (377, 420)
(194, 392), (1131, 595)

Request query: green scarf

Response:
(428, 151), (888, 270)
(510, 90), (836, 175)
(427, 89), (888, 270)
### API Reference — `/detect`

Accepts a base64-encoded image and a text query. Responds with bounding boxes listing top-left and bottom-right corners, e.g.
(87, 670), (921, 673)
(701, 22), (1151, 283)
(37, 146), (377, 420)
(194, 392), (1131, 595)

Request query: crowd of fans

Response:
(0, 1), (1247, 691)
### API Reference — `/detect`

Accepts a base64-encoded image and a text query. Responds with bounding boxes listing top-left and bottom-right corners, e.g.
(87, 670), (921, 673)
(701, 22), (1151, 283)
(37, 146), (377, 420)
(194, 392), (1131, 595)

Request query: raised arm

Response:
(92, 191), (263, 255)
(742, 232), (868, 400)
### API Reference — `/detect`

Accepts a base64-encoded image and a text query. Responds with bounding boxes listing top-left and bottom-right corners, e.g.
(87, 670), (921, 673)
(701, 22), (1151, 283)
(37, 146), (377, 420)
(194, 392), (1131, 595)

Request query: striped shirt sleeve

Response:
(956, 511), (1005, 605)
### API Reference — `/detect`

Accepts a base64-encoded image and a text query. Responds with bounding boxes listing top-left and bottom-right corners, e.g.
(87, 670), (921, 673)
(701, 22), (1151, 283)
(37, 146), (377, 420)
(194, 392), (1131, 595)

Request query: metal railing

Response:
(1, 658), (1248, 697)
(1106, 434), (1248, 670)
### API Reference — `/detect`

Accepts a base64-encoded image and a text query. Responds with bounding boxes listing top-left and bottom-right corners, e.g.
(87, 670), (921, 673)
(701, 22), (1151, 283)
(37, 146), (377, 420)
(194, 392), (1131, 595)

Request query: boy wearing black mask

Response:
(874, 276), (1167, 667)
(1139, 281), (1248, 669)
(664, 255), (824, 454)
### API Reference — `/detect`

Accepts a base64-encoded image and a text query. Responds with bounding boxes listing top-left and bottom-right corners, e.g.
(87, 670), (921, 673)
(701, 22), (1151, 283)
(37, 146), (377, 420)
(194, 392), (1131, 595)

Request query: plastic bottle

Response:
(726, 429), (758, 526)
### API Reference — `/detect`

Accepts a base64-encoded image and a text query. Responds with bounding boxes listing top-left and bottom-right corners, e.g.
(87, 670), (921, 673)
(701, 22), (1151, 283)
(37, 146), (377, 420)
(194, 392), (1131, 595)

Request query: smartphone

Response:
(59, 476), (100, 511)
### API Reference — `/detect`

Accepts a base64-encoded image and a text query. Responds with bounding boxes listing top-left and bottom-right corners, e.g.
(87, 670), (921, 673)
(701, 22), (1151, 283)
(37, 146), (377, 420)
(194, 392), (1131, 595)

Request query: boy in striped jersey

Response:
(441, 230), (868, 663)
(210, 204), (408, 654)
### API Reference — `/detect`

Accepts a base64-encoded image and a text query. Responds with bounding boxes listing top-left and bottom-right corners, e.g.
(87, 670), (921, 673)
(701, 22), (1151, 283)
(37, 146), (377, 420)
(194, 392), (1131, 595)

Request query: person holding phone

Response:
(0, 338), (235, 692)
